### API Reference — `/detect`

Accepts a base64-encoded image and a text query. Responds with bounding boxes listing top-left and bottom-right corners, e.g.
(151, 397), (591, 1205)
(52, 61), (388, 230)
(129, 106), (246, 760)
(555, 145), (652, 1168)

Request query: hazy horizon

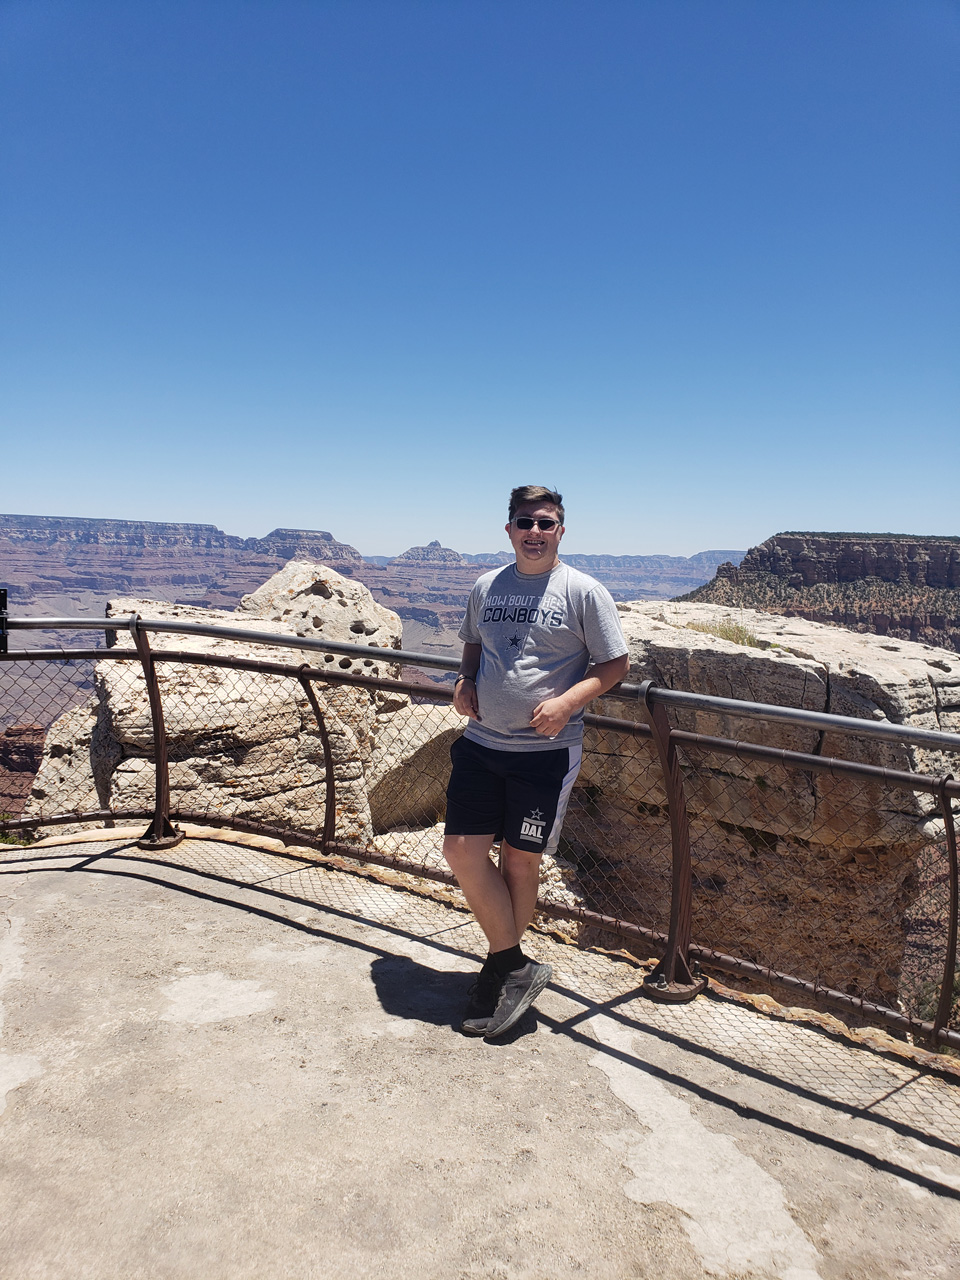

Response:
(7, 506), (960, 563)
(0, 505), (746, 562)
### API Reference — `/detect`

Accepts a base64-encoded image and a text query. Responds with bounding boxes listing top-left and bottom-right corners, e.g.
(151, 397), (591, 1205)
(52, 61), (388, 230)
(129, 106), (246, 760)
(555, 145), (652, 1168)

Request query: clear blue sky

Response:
(2, 0), (957, 557)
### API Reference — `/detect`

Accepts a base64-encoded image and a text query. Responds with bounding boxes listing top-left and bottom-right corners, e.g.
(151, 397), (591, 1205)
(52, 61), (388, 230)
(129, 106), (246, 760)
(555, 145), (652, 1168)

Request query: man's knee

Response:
(442, 833), (496, 872)
(500, 841), (543, 874)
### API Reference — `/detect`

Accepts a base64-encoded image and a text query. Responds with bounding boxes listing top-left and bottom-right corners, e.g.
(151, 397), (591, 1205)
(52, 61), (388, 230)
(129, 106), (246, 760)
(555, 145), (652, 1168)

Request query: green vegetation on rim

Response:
(684, 618), (763, 648)
(774, 531), (960, 543)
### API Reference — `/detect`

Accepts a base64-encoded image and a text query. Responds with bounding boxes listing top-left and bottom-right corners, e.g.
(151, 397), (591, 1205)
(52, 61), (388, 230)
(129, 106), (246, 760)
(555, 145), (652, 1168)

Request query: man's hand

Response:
(454, 677), (481, 721)
(530, 694), (575, 738)
(529, 654), (630, 738)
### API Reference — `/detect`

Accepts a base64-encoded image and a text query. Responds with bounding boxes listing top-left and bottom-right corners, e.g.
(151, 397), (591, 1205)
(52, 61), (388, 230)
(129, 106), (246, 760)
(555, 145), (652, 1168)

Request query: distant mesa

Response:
(457, 550), (748, 574)
(253, 528), (362, 563)
(682, 531), (960, 654)
(0, 513), (361, 561)
(0, 512), (246, 550)
(389, 540), (465, 566)
(460, 551), (515, 566)
(0, 512), (362, 614)
(563, 551), (745, 573)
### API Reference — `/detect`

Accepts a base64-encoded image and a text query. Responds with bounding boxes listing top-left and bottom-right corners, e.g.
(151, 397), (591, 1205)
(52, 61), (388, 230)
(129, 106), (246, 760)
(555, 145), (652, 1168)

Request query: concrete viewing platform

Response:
(2, 832), (960, 1279)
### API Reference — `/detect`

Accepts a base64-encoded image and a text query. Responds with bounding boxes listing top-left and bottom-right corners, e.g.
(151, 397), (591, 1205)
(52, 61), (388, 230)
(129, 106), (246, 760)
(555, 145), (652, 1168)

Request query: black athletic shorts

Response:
(444, 734), (583, 857)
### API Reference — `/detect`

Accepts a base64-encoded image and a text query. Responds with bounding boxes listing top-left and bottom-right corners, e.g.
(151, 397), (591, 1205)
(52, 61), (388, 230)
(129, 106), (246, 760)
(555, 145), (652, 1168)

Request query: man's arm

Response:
(453, 642), (482, 720)
(529, 652), (629, 738)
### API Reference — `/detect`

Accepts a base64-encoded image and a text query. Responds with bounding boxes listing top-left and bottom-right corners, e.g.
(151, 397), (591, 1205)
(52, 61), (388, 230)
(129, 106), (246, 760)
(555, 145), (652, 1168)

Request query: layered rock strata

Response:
(0, 513), (361, 613)
(1, 511), (740, 625)
(0, 725), (44, 819)
(684, 532), (960, 654)
(573, 602), (960, 1008)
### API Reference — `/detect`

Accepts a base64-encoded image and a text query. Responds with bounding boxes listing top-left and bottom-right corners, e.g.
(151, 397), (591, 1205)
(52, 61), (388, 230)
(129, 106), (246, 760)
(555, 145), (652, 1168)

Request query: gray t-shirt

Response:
(458, 561), (628, 752)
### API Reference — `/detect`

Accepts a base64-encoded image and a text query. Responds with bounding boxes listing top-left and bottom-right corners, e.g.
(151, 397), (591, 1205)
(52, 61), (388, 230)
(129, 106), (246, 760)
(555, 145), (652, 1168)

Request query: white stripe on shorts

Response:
(543, 742), (583, 858)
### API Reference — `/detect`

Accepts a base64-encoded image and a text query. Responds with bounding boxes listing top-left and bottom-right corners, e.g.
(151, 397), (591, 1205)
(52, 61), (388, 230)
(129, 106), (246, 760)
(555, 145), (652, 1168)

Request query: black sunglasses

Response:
(512, 516), (560, 531)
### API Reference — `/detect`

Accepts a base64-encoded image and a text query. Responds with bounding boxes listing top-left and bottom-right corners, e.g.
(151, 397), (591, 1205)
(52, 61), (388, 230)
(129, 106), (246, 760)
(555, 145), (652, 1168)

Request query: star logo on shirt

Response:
(508, 633), (522, 649)
(530, 808), (544, 821)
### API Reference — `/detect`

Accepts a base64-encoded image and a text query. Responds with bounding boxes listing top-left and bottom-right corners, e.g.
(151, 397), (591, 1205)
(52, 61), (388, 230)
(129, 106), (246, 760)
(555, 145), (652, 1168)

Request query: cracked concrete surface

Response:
(1, 834), (960, 1279)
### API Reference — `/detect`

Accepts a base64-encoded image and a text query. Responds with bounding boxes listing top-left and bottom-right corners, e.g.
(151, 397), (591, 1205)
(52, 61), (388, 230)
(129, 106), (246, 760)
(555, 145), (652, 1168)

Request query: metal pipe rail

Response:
(2, 631), (959, 1051)
(638, 685), (960, 754)
(7, 644), (960, 804)
(5, 643), (959, 803)
(4, 615), (460, 673)
(7, 614), (960, 753)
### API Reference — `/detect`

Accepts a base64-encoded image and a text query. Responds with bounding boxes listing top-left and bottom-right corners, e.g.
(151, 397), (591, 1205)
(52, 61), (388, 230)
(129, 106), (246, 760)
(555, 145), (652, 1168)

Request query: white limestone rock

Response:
(237, 560), (402, 661)
(367, 702), (463, 832)
(584, 602), (960, 853)
(25, 701), (121, 829)
(566, 602), (960, 1005)
(611, 601), (960, 749)
(24, 564), (409, 846)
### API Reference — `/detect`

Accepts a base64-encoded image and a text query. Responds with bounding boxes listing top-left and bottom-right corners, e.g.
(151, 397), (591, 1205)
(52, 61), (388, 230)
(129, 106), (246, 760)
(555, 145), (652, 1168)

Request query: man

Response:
(443, 485), (630, 1038)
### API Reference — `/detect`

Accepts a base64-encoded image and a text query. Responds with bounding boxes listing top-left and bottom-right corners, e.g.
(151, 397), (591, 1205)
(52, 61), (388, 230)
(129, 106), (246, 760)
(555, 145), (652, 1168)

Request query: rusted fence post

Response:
(130, 617), (183, 851)
(298, 668), (337, 853)
(638, 680), (707, 1002)
(932, 774), (959, 1047)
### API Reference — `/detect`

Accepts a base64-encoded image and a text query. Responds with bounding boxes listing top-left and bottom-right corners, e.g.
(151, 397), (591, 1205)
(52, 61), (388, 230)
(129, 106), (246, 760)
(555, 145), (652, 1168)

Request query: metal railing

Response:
(2, 613), (959, 1053)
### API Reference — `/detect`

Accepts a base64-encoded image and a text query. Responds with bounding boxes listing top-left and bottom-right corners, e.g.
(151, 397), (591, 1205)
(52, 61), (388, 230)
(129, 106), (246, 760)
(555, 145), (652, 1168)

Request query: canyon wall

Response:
(0, 725), (44, 819)
(684, 532), (960, 654)
(0, 513), (361, 615)
(1, 511), (742, 658)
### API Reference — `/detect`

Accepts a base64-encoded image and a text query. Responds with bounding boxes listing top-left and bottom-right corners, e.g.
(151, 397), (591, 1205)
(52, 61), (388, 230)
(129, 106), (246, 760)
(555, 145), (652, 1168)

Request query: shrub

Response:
(0, 812), (32, 846)
(685, 617), (763, 648)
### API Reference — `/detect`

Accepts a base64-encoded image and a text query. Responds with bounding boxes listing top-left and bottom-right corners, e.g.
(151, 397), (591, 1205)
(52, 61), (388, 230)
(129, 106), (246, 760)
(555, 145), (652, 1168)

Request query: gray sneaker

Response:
(461, 1014), (492, 1037)
(460, 968), (503, 1037)
(483, 961), (553, 1039)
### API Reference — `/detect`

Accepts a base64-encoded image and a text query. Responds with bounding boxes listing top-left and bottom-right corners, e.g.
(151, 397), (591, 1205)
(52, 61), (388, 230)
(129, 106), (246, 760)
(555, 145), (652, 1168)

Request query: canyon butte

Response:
(686, 531), (960, 654)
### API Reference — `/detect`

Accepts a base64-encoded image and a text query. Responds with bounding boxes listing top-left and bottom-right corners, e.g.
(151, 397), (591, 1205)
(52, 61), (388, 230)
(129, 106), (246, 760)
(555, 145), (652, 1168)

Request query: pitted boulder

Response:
(24, 564), (408, 845)
(237, 559), (401, 668)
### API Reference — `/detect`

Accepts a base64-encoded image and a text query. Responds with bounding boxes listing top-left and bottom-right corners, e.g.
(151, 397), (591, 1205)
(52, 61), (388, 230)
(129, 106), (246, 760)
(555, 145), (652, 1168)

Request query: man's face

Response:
(506, 503), (564, 572)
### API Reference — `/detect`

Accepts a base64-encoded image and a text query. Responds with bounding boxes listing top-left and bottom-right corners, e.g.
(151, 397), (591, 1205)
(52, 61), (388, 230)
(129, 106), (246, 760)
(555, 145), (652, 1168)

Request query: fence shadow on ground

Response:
(3, 836), (960, 1200)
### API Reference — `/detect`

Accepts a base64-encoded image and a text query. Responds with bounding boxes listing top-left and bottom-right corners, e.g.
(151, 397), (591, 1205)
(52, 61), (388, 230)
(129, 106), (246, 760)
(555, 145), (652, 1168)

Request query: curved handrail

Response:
(2, 621), (959, 1049)
(6, 614), (960, 752)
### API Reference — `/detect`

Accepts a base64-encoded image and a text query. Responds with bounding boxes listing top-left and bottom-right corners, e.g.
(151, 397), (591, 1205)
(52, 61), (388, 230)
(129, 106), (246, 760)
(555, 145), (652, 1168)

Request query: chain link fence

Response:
(2, 620), (958, 1053)
(675, 735), (954, 1022)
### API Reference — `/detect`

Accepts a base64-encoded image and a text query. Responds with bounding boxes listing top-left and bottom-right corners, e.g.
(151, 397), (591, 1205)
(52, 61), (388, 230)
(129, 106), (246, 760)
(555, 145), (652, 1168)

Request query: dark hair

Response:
(508, 485), (565, 523)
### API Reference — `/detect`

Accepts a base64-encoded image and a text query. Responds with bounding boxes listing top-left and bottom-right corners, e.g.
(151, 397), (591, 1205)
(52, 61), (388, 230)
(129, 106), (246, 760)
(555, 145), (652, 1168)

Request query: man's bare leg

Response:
(444, 833), (553, 1037)
(499, 841), (543, 940)
(442, 834), (520, 952)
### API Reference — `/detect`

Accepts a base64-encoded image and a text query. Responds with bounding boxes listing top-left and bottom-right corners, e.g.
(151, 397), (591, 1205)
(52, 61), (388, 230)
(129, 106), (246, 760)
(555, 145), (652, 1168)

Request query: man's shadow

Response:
(370, 955), (539, 1042)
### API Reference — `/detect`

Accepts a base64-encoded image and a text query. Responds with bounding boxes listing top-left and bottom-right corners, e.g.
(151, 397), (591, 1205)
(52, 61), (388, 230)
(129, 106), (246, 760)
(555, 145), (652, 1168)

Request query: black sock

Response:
(490, 944), (526, 978)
